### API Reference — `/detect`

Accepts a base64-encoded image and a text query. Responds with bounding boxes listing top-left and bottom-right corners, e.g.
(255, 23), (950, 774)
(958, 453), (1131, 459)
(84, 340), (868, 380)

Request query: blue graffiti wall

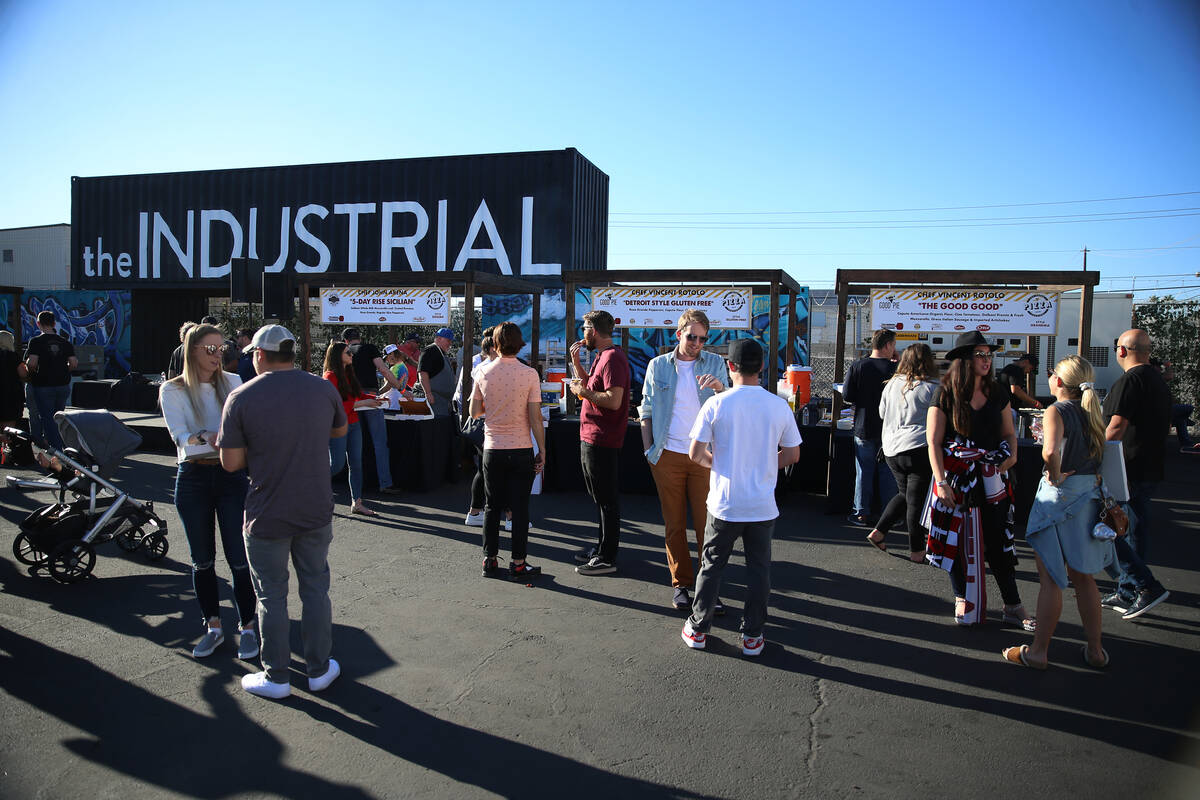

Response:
(483, 287), (810, 395)
(2, 291), (133, 377)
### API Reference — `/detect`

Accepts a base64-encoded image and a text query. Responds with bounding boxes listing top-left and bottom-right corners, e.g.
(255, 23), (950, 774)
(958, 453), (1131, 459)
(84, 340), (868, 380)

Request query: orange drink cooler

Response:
(786, 366), (812, 406)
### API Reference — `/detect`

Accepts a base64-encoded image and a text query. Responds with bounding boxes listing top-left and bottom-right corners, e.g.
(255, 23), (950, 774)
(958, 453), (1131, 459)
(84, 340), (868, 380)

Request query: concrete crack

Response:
(805, 655), (830, 786)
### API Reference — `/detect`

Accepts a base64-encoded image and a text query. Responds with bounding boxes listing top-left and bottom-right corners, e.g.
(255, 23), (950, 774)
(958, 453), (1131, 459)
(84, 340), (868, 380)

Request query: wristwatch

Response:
(935, 479), (949, 488)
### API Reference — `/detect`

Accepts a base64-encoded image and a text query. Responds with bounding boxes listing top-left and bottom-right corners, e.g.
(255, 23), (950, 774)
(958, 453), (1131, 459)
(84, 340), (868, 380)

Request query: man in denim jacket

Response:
(639, 309), (730, 610)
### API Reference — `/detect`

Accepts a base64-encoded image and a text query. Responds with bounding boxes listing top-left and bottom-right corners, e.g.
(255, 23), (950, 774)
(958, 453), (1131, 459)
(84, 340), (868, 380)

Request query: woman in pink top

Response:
(469, 322), (547, 579)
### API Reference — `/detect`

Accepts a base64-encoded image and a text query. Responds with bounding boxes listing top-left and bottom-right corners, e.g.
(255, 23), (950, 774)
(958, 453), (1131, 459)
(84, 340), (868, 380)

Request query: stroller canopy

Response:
(54, 410), (143, 477)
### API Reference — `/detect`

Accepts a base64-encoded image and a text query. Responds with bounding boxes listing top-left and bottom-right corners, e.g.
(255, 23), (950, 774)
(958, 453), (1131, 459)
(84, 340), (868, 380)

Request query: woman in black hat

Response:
(924, 331), (1034, 629)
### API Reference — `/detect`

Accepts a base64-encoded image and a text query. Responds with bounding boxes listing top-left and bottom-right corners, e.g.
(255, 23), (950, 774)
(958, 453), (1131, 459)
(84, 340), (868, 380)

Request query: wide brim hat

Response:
(945, 330), (1000, 361)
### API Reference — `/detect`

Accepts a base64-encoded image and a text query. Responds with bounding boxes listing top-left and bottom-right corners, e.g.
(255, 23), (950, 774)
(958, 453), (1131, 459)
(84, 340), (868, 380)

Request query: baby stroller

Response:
(6, 410), (169, 584)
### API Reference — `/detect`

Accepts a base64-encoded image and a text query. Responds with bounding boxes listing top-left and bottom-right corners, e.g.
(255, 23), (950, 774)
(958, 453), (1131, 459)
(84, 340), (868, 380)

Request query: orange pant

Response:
(649, 448), (710, 588)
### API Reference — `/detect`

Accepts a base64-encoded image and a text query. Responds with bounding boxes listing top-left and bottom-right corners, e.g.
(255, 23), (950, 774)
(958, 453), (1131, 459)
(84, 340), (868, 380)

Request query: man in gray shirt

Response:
(217, 325), (348, 699)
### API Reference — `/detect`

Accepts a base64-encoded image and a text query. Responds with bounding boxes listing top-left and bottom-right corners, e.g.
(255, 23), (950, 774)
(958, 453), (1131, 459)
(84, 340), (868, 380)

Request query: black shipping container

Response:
(71, 149), (609, 291)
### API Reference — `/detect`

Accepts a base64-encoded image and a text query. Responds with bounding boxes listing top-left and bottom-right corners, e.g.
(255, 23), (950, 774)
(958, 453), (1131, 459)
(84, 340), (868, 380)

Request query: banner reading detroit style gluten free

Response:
(870, 287), (1060, 336)
(320, 287), (451, 326)
(592, 287), (753, 329)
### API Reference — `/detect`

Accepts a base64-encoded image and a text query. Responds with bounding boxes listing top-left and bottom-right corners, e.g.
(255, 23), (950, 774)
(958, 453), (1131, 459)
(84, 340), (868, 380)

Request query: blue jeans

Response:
(174, 461), (255, 627)
(358, 408), (393, 489)
(853, 436), (897, 517)
(329, 420), (363, 503)
(1105, 480), (1162, 597)
(31, 384), (72, 451)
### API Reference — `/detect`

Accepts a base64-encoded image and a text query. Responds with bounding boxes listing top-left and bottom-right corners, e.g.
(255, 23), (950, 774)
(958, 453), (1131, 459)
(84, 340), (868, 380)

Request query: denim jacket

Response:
(638, 348), (730, 465)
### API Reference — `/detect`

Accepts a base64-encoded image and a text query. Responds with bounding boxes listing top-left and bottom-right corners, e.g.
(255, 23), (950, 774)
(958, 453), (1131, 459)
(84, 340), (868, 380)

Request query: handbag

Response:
(1096, 477), (1129, 537)
(460, 415), (485, 448)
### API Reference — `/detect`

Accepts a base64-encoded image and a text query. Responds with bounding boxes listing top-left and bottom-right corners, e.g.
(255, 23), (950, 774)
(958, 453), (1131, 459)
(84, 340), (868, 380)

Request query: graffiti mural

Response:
(4, 291), (133, 377)
(483, 287), (810, 400)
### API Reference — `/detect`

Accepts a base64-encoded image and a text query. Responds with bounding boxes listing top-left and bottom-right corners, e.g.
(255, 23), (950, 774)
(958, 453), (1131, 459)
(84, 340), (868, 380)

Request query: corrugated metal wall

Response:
(130, 289), (209, 375)
(0, 224), (71, 290)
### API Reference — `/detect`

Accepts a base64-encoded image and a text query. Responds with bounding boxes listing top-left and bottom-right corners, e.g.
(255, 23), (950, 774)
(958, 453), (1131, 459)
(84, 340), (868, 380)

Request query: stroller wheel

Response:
(115, 527), (142, 552)
(48, 539), (96, 584)
(13, 532), (47, 565)
(141, 531), (168, 561)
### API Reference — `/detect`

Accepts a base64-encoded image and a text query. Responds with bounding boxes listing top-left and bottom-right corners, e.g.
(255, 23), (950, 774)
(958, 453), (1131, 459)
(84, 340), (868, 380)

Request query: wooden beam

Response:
(768, 279), (780, 388)
(531, 289), (541, 375)
(835, 268), (1099, 287)
(788, 291), (798, 366)
(565, 281), (577, 414)
(828, 271), (850, 496)
(299, 281), (311, 371)
(1078, 282), (1094, 356)
(460, 280), (475, 423)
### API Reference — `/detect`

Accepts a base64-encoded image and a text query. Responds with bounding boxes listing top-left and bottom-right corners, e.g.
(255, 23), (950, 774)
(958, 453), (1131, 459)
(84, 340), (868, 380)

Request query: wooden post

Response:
(788, 290), (798, 366)
(531, 289), (541, 375)
(299, 282), (311, 372)
(768, 281), (780, 389)
(1078, 283), (1094, 356)
(828, 272), (850, 496)
(565, 280), (577, 414)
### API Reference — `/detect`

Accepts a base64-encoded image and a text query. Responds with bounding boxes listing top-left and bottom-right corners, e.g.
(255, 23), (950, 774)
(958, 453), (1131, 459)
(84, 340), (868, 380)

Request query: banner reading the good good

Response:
(320, 287), (451, 326)
(592, 287), (753, 329)
(870, 287), (1060, 335)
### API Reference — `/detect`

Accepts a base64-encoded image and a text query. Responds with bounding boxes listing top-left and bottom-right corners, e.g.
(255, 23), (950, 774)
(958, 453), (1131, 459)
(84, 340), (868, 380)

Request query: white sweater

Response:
(878, 377), (938, 458)
(159, 373), (242, 463)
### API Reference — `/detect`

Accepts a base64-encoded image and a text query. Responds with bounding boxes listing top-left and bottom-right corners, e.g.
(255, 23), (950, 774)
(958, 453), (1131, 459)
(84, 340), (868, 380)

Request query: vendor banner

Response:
(870, 288), (1059, 335)
(320, 287), (451, 326)
(593, 286), (753, 329)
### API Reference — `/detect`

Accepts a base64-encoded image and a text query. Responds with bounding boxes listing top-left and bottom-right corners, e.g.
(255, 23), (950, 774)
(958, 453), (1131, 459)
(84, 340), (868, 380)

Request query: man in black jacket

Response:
(841, 329), (897, 525)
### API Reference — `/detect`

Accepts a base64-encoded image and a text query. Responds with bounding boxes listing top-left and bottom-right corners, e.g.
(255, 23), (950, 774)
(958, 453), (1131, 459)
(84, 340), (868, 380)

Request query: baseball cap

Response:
(245, 324), (296, 353)
(727, 339), (764, 372)
(341, 327), (361, 341)
(435, 327), (455, 340)
(384, 344), (400, 356)
(399, 341), (421, 360)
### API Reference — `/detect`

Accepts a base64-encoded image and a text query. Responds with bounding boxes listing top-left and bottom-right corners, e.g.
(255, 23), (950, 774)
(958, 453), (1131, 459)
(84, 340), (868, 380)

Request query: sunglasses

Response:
(972, 351), (994, 360)
(684, 333), (709, 343)
(196, 344), (222, 355)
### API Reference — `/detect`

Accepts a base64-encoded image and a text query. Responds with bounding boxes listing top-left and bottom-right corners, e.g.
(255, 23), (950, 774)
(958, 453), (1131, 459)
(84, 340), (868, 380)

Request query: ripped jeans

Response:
(174, 461), (256, 628)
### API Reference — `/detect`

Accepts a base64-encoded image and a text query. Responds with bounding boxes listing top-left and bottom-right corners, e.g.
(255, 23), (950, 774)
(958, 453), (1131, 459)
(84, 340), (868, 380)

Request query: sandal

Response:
(866, 531), (887, 552)
(909, 550), (926, 564)
(1081, 644), (1110, 669)
(954, 597), (969, 625)
(1002, 605), (1037, 632)
(351, 504), (378, 517)
(1001, 645), (1047, 670)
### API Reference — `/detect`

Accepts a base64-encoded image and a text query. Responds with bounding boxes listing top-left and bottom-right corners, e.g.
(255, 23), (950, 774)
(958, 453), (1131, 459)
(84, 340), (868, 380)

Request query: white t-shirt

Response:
(689, 385), (803, 522)
(665, 359), (701, 454)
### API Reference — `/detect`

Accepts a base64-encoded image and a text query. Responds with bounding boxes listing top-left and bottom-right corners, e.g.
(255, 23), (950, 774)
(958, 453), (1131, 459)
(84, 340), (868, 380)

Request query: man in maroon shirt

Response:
(569, 310), (631, 575)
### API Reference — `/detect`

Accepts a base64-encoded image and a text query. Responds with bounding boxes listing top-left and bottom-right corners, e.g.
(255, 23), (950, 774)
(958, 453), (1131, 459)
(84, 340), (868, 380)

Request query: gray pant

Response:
(243, 523), (333, 684)
(689, 514), (776, 638)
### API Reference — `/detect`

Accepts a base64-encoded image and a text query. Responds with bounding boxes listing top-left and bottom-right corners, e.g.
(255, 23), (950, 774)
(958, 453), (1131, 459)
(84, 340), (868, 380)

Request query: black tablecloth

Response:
(786, 424), (855, 512)
(352, 413), (459, 492)
(543, 416), (655, 494)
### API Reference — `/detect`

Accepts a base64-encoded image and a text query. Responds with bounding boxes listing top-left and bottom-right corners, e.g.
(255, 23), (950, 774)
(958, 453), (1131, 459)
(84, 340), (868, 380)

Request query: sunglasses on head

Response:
(684, 333), (709, 343)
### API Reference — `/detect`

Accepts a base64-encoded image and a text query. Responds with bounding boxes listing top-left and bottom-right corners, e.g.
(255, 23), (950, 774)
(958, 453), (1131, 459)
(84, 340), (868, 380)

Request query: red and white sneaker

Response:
(681, 620), (706, 649)
(740, 633), (765, 657)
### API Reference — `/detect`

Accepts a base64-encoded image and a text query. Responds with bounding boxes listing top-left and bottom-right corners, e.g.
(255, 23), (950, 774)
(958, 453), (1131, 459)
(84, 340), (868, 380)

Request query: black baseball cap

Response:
(342, 327), (361, 341)
(727, 339), (764, 372)
(1016, 352), (1038, 367)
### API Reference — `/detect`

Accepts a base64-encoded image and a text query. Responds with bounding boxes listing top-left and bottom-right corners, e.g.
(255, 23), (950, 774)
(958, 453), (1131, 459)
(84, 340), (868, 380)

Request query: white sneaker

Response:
(309, 659), (341, 692)
(241, 671), (291, 699)
(740, 633), (765, 657)
(681, 619), (706, 649)
(237, 628), (259, 660)
(464, 511), (484, 527)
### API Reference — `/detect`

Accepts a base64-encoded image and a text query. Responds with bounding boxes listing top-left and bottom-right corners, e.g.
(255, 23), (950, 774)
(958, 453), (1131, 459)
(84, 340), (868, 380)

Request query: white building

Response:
(0, 224), (71, 290)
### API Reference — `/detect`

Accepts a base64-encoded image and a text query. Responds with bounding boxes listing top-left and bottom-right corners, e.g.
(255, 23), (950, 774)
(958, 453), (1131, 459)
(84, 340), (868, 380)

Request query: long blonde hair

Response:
(169, 323), (233, 420)
(1054, 354), (1106, 462)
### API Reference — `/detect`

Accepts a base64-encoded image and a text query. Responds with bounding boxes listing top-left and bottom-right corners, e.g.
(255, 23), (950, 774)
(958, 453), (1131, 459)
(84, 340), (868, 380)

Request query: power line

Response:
(609, 191), (1200, 216)
(613, 206), (1200, 226)
(609, 211), (1200, 231)
(611, 245), (1200, 258)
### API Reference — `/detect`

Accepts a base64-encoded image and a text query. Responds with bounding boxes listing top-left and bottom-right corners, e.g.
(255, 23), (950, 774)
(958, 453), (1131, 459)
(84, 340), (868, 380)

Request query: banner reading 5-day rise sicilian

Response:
(592, 287), (753, 329)
(870, 288), (1060, 336)
(320, 287), (451, 326)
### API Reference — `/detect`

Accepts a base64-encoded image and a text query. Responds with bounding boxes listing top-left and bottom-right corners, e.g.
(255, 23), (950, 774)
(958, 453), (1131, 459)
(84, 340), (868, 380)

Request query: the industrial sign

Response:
(593, 287), (753, 329)
(70, 149), (609, 289)
(320, 287), (451, 326)
(870, 288), (1060, 336)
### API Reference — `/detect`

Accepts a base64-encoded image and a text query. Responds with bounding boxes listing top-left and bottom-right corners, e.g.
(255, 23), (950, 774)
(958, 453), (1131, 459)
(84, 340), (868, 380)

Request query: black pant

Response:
(948, 501), (1021, 606)
(581, 441), (621, 561)
(876, 447), (933, 553)
(470, 445), (486, 510)
(482, 448), (535, 560)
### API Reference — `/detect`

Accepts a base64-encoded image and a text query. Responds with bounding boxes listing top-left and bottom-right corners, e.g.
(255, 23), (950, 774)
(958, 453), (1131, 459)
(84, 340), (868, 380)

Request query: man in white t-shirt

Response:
(639, 309), (730, 611)
(681, 339), (802, 657)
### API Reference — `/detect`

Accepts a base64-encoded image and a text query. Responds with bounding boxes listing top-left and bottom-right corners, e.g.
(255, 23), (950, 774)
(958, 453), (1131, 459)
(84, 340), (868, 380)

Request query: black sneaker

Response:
(714, 598), (726, 617)
(574, 547), (599, 564)
(846, 513), (869, 527)
(1122, 586), (1170, 620)
(481, 557), (499, 578)
(672, 586), (691, 611)
(510, 561), (542, 580)
(576, 556), (617, 575)
(1100, 591), (1131, 614)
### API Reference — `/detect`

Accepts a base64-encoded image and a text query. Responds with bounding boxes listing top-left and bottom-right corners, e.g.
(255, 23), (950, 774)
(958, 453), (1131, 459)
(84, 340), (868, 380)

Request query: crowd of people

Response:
(4, 304), (1186, 696)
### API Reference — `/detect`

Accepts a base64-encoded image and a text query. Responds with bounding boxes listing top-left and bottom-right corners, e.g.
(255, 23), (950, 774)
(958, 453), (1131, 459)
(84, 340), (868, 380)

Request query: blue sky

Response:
(2, 1), (1198, 296)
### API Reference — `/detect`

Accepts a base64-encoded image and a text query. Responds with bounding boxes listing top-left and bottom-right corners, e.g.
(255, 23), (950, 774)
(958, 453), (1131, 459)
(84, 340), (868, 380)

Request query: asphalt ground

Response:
(1, 447), (1198, 799)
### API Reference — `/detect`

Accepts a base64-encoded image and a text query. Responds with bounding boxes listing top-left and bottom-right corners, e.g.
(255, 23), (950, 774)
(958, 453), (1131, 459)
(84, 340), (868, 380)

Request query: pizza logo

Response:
(427, 293), (447, 311)
(722, 291), (746, 313)
(1025, 294), (1053, 317)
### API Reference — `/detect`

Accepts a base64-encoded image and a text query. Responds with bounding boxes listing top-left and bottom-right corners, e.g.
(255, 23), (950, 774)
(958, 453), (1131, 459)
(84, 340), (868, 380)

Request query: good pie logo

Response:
(722, 291), (746, 313)
(426, 293), (447, 311)
(1025, 294), (1053, 317)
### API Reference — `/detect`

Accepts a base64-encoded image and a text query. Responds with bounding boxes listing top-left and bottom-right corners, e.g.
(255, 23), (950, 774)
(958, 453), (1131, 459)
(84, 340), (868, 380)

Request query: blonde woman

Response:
(1003, 356), (1114, 669)
(160, 323), (257, 660)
